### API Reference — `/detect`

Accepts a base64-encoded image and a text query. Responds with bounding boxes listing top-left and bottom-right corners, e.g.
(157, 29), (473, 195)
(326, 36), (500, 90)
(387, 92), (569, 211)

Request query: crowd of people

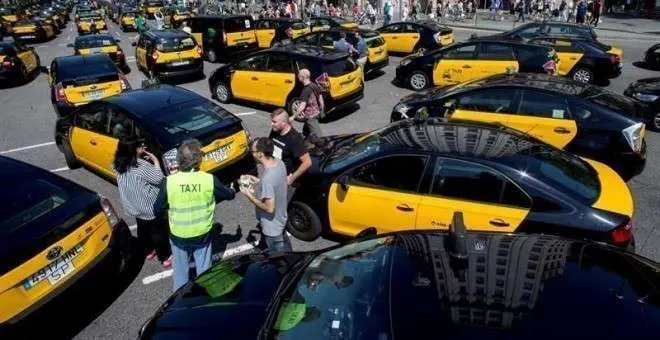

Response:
(506, 0), (604, 25)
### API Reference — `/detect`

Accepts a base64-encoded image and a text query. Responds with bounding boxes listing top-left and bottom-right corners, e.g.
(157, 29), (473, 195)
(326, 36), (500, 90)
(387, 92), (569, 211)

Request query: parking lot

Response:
(2, 18), (660, 338)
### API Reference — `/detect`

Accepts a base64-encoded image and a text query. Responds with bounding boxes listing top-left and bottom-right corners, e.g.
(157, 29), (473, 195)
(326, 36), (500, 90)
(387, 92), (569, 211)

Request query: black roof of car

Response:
(143, 29), (193, 40)
(268, 45), (350, 61)
(104, 84), (200, 118)
(74, 33), (116, 43)
(191, 14), (253, 20)
(54, 53), (116, 68)
(462, 73), (590, 95)
(257, 17), (304, 22)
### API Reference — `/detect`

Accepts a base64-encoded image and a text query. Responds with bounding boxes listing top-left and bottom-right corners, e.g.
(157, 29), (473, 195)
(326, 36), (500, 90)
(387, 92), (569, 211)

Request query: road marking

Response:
(66, 35), (71, 41)
(58, 43), (69, 46)
(141, 243), (255, 285)
(114, 31), (121, 37)
(126, 56), (136, 62)
(0, 141), (55, 154)
(236, 111), (257, 116)
(50, 167), (70, 173)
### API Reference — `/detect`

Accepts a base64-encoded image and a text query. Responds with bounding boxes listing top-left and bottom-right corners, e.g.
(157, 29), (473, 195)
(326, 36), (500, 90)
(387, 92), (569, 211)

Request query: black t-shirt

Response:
(269, 128), (306, 174)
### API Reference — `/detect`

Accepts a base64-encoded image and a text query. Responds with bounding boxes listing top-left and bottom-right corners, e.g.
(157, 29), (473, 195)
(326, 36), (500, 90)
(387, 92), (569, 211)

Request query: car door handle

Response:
(462, 65), (471, 69)
(251, 77), (259, 81)
(391, 36), (398, 39)
(396, 204), (414, 212)
(553, 127), (571, 134)
(569, 57), (577, 60)
(89, 139), (97, 146)
(285, 80), (293, 84)
(489, 219), (510, 227)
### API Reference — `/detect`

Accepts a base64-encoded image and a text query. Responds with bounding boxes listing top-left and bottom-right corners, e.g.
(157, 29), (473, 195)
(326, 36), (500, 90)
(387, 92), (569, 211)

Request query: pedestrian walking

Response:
(383, 0), (393, 25)
(269, 108), (312, 190)
(114, 136), (172, 268)
(293, 69), (325, 141)
(353, 30), (368, 80)
(575, 0), (586, 23)
(590, 0), (601, 26)
(155, 139), (236, 291)
(154, 10), (164, 29)
(136, 13), (147, 33)
(240, 137), (292, 253)
(367, 1), (377, 25)
(515, 0), (525, 22)
(402, 2), (409, 21)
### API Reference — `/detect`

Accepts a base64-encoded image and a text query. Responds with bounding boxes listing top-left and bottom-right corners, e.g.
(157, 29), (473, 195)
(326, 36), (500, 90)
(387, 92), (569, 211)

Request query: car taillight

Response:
(54, 82), (69, 103)
(152, 51), (159, 61)
(195, 45), (202, 56)
(119, 74), (130, 91)
(2, 60), (13, 68)
(611, 219), (633, 245)
(609, 53), (621, 64)
(222, 32), (227, 45)
(100, 196), (121, 228)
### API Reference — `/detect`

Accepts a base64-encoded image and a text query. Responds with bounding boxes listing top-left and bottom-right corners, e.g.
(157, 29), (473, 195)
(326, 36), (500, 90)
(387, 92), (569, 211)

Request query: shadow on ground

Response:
(633, 61), (660, 71)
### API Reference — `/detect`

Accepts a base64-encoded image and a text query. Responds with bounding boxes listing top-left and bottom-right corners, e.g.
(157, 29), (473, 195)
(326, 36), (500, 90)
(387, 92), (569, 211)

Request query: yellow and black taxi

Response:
(0, 7), (21, 24)
(138, 229), (660, 339)
(161, 5), (191, 29)
(285, 118), (636, 252)
(77, 11), (106, 35)
(68, 34), (128, 71)
(0, 40), (41, 85)
(293, 27), (389, 75)
(0, 155), (131, 326)
(11, 17), (56, 42)
(39, 9), (64, 30)
(54, 84), (251, 180)
(75, 6), (92, 21)
(34, 11), (62, 34)
(48, 54), (130, 116)
(187, 15), (258, 63)
(474, 21), (598, 41)
(395, 40), (554, 90)
(377, 20), (453, 55)
(209, 46), (364, 117)
(132, 29), (204, 81)
(309, 16), (358, 31)
(118, 9), (138, 31)
(391, 73), (647, 178)
(142, 0), (164, 19)
(255, 17), (310, 48)
(624, 77), (660, 130)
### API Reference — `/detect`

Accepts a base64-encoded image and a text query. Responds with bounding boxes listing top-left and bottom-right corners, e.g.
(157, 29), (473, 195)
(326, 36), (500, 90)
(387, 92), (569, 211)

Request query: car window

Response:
(75, 103), (107, 134)
(518, 90), (571, 119)
(443, 44), (476, 60)
(295, 33), (319, 45)
(267, 54), (293, 73)
(514, 45), (550, 66)
(403, 24), (419, 33)
(350, 155), (427, 193)
(515, 24), (541, 37)
(456, 88), (514, 113)
(479, 43), (515, 60)
(319, 31), (336, 46)
(236, 54), (268, 71)
(380, 24), (401, 33)
(107, 107), (134, 139)
(256, 20), (271, 29)
(224, 17), (252, 31)
(548, 24), (571, 34)
(431, 158), (531, 208)
(0, 178), (70, 231)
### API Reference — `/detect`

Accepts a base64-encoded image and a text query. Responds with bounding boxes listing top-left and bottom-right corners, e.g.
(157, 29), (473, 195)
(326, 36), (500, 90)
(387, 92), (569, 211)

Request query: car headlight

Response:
(394, 103), (412, 119)
(633, 93), (659, 102)
(400, 58), (412, 67)
(622, 122), (645, 153)
(162, 148), (178, 174)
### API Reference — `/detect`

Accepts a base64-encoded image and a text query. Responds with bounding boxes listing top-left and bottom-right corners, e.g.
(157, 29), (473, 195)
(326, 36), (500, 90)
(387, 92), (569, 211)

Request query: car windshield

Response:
(156, 36), (196, 52)
(0, 178), (69, 233)
(155, 100), (234, 136)
(324, 126), (391, 172)
(581, 86), (636, 114)
(76, 36), (115, 48)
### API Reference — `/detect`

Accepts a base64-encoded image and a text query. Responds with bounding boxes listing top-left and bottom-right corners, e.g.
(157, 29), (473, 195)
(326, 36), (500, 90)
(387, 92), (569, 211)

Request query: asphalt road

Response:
(2, 18), (660, 339)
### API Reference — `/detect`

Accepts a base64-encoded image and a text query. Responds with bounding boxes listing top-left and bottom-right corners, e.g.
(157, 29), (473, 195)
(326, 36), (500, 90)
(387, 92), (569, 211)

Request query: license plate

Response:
(90, 47), (102, 53)
(85, 90), (104, 99)
(170, 60), (190, 67)
(204, 144), (232, 163)
(23, 245), (83, 290)
(19, 35), (36, 39)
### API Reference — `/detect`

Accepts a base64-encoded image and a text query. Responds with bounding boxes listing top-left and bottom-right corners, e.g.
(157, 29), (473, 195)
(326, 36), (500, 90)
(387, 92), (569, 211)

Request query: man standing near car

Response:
(240, 137), (292, 252)
(294, 69), (324, 141)
(155, 139), (236, 291)
(269, 108), (312, 188)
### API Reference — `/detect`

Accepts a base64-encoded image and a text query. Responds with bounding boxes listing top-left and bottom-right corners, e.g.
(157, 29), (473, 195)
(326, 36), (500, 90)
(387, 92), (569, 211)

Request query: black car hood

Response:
(629, 77), (660, 94)
(399, 85), (454, 103)
(469, 32), (516, 41)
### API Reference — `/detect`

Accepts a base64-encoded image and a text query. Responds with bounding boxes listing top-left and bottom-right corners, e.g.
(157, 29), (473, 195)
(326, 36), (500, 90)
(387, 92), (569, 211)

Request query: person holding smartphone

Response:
(114, 135), (173, 268)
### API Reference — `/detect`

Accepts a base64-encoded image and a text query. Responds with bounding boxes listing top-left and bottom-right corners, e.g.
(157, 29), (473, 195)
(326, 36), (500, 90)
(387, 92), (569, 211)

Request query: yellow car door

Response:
(379, 24), (405, 53)
(262, 54), (295, 106)
(545, 38), (584, 77)
(505, 89), (577, 149)
(449, 88), (517, 126)
(69, 104), (109, 173)
(399, 23), (422, 53)
(230, 54), (268, 102)
(255, 20), (275, 48)
(433, 43), (477, 86)
(16, 47), (37, 72)
(475, 43), (519, 79)
(327, 155), (428, 236)
(135, 37), (148, 69)
(416, 158), (530, 233)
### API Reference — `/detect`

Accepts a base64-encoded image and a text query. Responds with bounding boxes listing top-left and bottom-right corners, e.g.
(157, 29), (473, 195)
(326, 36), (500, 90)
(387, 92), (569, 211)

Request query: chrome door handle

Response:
(396, 204), (414, 212)
(489, 219), (509, 227)
(285, 80), (293, 84)
(553, 127), (571, 134)
(251, 77), (259, 81)
(89, 139), (97, 145)
(569, 57), (577, 60)
(462, 65), (471, 69)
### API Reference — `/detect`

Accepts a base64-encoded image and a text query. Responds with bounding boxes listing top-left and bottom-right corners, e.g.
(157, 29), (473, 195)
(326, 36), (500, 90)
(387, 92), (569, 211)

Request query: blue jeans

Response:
(170, 234), (212, 291)
(263, 233), (292, 253)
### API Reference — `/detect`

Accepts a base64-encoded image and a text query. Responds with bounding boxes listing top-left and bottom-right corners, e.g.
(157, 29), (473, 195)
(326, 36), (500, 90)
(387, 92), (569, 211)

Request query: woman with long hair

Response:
(114, 135), (172, 268)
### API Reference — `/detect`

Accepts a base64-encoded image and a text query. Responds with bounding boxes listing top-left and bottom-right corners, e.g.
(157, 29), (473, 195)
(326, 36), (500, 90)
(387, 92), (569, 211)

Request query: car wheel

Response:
(206, 49), (217, 63)
(213, 81), (232, 103)
(286, 201), (322, 241)
(287, 97), (305, 122)
(409, 71), (429, 90)
(62, 139), (81, 169)
(571, 67), (594, 84)
(653, 112), (660, 131)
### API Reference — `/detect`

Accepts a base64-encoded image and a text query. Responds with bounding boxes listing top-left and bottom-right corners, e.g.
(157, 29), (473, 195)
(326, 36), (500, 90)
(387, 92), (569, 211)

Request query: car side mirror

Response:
(337, 175), (349, 191)
(131, 41), (137, 47)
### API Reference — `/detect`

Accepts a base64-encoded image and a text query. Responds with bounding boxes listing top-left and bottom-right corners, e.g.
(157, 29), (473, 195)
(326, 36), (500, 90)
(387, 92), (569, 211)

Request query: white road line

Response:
(50, 167), (70, 173)
(126, 56), (136, 62)
(58, 43), (69, 46)
(0, 141), (55, 154)
(236, 111), (257, 116)
(141, 243), (255, 285)
(66, 35), (71, 41)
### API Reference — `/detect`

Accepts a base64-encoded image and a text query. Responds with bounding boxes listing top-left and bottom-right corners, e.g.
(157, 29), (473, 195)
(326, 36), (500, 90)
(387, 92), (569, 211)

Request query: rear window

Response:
(79, 14), (102, 21)
(156, 36), (196, 52)
(323, 58), (357, 77)
(58, 59), (118, 84)
(225, 17), (253, 32)
(291, 22), (307, 30)
(76, 37), (116, 48)
(366, 37), (385, 48)
(582, 86), (636, 114)
(155, 100), (234, 136)
(122, 12), (136, 17)
(0, 179), (70, 231)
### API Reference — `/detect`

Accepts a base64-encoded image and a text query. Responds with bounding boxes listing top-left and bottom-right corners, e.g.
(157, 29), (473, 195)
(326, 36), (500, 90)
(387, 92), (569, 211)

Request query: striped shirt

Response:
(116, 159), (164, 220)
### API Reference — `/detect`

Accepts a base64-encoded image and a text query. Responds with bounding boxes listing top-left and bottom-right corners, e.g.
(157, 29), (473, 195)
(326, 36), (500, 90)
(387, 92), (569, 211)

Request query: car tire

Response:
(207, 49), (218, 63)
(287, 97), (305, 122)
(286, 201), (322, 241)
(62, 139), (81, 169)
(213, 81), (232, 103)
(652, 112), (660, 131)
(408, 71), (429, 91)
(571, 67), (594, 84)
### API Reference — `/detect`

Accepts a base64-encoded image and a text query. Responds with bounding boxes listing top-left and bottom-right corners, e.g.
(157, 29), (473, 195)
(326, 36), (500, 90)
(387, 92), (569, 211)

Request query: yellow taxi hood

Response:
(583, 158), (633, 217)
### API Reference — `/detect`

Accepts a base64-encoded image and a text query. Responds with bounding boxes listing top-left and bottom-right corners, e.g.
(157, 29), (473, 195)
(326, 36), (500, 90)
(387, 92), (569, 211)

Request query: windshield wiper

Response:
(156, 120), (194, 135)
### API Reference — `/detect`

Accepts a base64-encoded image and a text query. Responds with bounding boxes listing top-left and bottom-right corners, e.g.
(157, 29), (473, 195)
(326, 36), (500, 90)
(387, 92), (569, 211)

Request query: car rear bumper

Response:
(367, 57), (389, 72)
(154, 62), (203, 78)
(326, 86), (364, 114)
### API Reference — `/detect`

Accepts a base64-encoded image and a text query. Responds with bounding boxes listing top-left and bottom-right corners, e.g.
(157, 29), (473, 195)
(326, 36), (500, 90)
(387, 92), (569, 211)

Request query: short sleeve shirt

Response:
(269, 128), (306, 174)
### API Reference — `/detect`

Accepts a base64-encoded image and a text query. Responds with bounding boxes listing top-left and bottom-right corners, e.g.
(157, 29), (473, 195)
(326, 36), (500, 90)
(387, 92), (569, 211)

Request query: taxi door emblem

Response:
(47, 246), (63, 261)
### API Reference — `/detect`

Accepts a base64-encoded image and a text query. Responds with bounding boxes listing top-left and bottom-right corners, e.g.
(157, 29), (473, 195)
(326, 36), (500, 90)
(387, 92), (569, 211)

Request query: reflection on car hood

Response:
(399, 85), (454, 103)
(140, 231), (660, 339)
(629, 77), (660, 93)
